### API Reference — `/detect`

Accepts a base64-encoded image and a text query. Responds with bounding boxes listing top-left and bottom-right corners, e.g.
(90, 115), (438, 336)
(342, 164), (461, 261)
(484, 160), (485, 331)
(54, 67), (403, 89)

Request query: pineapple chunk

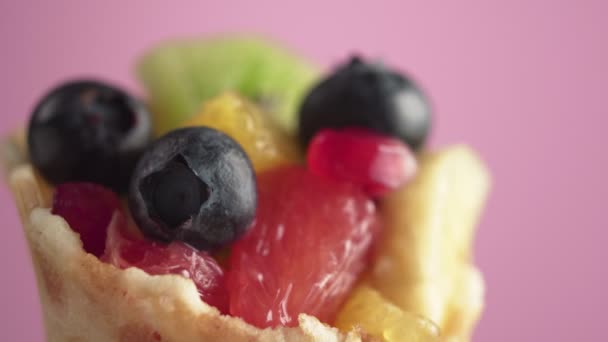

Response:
(371, 145), (490, 341)
(335, 285), (440, 342)
(184, 93), (301, 171)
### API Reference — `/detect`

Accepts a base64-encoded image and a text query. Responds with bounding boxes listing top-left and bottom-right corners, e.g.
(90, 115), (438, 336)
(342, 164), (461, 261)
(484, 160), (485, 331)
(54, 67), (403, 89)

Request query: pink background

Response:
(1, 1), (606, 341)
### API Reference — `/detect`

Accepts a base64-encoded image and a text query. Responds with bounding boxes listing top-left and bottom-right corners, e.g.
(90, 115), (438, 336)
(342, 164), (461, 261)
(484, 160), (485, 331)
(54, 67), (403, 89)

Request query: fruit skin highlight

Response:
(129, 127), (257, 251)
(184, 93), (301, 172)
(227, 166), (381, 328)
(335, 285), (439, 342)
(137, 36), (319, 136)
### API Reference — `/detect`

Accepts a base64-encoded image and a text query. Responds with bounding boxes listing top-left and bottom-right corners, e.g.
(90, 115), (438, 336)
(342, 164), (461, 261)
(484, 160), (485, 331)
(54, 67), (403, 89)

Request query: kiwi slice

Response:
(137, 36), (320, 136)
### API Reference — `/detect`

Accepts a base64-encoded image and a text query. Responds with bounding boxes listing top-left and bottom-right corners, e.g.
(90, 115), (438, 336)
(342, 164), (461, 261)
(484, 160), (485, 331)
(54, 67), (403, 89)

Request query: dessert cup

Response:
(2, 134), (441, 342)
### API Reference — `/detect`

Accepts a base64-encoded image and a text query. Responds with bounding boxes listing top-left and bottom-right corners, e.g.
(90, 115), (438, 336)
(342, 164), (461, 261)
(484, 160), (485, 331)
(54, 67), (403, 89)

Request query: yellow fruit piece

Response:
(335, 285), (439, 342)
(184, 92), (301, 171)
(371, 145), (490, 341)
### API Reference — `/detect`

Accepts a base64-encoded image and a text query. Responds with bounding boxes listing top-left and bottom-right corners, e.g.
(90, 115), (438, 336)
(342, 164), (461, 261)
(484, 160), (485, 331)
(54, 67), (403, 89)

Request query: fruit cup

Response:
(1, 37), (490, 342)
(2, 135), (383, 341)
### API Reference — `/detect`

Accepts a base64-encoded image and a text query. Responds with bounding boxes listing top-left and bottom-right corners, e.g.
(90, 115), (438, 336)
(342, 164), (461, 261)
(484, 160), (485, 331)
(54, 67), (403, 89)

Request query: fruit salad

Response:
(2, 36), (490, 342)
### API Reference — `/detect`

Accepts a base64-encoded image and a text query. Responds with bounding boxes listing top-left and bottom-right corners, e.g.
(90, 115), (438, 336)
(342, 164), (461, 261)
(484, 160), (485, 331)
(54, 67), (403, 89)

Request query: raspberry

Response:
(52, 182), (122, 257)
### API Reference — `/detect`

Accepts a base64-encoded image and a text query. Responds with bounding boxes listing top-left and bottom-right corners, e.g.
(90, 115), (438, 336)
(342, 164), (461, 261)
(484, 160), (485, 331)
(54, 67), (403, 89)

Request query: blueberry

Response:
(298, 56), (431, 150)
(27, 80), (152, 192)
(128, 127), (257, 251)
